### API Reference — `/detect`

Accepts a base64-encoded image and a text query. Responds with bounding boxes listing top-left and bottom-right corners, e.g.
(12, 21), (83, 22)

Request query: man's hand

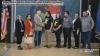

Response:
(54, 28), (58, 31)
(89, 29), (92, 32)
(76, 30), (79, 35)
(48, 29), (51, 32)
(21, 30), (24, 32)
(42, 24), (44, 27)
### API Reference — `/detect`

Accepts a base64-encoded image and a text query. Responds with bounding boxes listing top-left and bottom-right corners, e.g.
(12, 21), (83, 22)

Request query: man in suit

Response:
(34, 10), (44, 48)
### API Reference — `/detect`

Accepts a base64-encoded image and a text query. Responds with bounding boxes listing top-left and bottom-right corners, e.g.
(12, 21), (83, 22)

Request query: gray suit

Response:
(34, 15), (43, 31)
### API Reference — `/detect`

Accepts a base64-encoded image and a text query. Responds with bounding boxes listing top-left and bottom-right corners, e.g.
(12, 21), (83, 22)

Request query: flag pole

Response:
(11, 0), (14, 43)
(4, 33), (7, 49)
(79, 0), (82, 18)
(14, 0), (16, 43)
(79, 0), (82, 43)
(4, 37), (7, 49)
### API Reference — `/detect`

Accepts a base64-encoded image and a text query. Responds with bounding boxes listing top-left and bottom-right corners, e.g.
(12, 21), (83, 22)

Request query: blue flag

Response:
(96, 0), (100, 32)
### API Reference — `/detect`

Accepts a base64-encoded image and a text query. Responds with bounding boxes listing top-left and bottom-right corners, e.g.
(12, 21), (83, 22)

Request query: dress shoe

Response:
(57, 45), (61, 48)
(44, 45), (48, 47)
(47, 46), (51, 48)
(17, 46), (23, 50)
(55, 45), (58, 48)
(67, 47), (71, 49)
(62, 45), (67, 48)
(73, 47), (79, 49)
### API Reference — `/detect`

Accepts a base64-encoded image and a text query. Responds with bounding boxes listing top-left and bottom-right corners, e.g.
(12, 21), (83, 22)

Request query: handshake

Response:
(42, 22), (45, 27)
(42, 24), (44, 27)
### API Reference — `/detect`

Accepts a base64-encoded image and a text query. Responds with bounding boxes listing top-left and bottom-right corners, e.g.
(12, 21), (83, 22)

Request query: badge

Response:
(54, 21), (57, 26)
(45, 19), (48, 24)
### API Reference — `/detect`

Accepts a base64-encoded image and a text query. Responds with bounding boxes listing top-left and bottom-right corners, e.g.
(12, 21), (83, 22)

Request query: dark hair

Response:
(75, 12), (79, 15)
(56, 12), (61, 19)
(83, 11), (87, 13)
(26, 14), (32, 21)
(75, 12), (79, 17)
(46, 11), (51, 17)
(65, 11), (69, 15)
(75, 12), (79, 19)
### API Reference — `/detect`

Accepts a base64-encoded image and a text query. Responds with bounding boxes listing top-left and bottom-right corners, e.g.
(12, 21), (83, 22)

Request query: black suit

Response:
(15, 19), (25, 44)
(73, 18), (81, 48)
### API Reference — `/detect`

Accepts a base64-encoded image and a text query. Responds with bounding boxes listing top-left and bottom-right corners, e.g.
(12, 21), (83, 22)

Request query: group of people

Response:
(15, 10), (94, 50)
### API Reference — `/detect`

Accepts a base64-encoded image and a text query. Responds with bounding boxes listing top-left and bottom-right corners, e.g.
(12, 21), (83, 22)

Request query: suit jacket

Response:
(34, 15), (43, 31)
(15, 19), (25, 36)
(24, 19), (34, 35)
(73, 18), (81, 31)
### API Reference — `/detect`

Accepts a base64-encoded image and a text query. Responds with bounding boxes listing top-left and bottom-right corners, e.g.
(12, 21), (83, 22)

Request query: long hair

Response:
(26, 14), (32, 21)
(56, 12), (61, 19)
(46, 11), (51, 17)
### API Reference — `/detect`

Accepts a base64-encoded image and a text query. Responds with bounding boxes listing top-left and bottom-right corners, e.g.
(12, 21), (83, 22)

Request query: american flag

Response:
(1, 5), (9, 40)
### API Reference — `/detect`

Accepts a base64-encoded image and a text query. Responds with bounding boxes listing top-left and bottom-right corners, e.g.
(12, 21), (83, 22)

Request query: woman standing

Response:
(44, 11), (53, 48)
(53, 13), (63, 48)
(72, 13), (81, 49)
(15, 15), (25, 50)
(24, 14), (34, 50)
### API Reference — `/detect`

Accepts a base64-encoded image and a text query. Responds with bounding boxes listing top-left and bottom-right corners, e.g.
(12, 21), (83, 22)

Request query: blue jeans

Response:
(81, 31), (91, 49)
(34, 31), (42, 46)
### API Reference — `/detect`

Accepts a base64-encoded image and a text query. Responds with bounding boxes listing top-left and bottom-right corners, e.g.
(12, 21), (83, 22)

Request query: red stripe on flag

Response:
(2, 10), (7, 32)
(1, 6), (8, 40)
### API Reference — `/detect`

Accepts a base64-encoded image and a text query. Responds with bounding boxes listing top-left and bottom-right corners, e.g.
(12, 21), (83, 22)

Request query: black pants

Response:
(73, 31), (80, 48)
(55, 33), (61, 46)
(16, 35), (23, 44)
(63, 28), (71, 47)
